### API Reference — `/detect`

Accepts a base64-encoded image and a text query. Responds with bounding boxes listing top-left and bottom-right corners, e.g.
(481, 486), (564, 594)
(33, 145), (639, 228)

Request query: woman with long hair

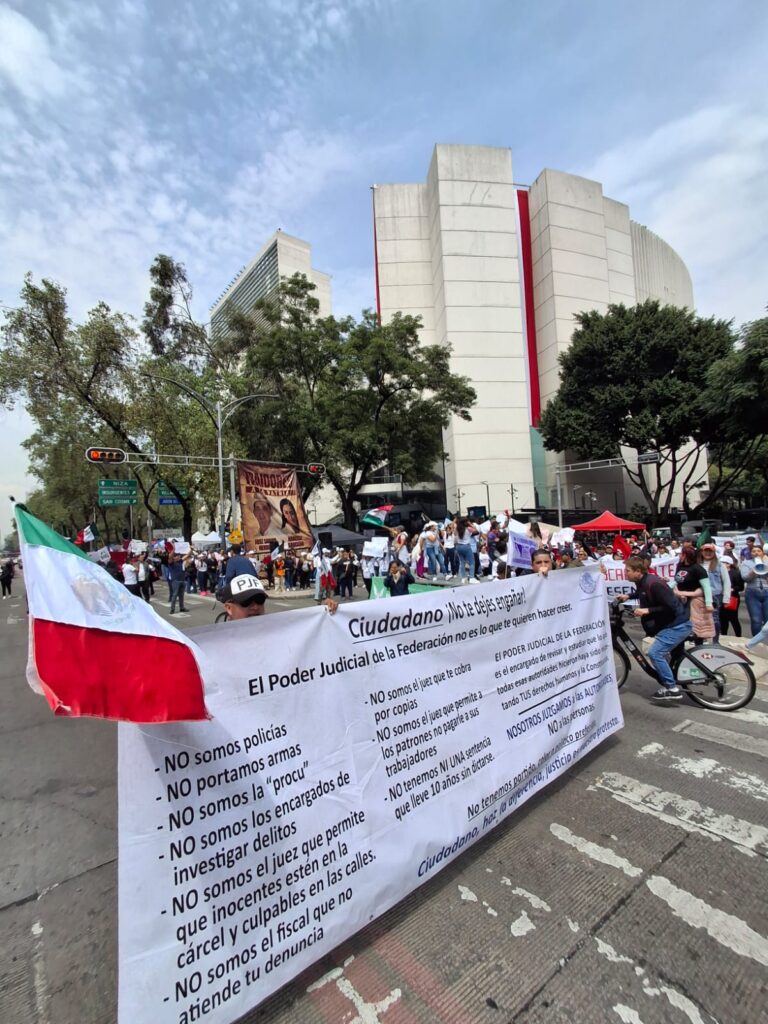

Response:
(455, 518), (475, 584)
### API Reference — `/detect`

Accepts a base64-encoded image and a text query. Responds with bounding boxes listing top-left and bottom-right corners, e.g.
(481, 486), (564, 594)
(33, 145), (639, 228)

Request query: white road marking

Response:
(672, 719), (768, 760)
(646, 875), (768, 967)
(550, 823), (642, 877)
(596, 938), (634, 965)
(703, 707), (768, 727)
(458, 885), (477, 902)
(30, 921), (50, 1024)
(511, 887), (551, 913)
(510, 910), (535, 936)
(613, 1006), (645, 1024)
(307, 955), (402, 1023)
(637, 743), (768, 802)
(596, 937), (718, 1024)
(591, 773), (768, 855)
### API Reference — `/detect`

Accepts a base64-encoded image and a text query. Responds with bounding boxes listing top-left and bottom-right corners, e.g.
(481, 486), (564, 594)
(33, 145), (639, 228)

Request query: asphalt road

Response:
(1, 576), (767, 1024)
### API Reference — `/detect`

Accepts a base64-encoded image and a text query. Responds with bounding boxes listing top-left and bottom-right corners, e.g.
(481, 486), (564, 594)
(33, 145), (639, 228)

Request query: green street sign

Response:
(98, 496), (138, 507)
(98, 479), (137, 491)
(158, 482), (188, 498)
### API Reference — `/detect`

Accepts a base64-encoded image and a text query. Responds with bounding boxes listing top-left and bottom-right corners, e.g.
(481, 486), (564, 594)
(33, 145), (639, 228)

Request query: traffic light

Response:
(85, 446), (127, 464)
(306, 463), (325, 478)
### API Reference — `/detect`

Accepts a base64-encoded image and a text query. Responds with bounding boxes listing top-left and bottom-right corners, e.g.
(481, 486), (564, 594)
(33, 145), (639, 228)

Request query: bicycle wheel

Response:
(613, 645), (630, 689)
(681, 659), (756, 711)
(215, 610), (229, 624)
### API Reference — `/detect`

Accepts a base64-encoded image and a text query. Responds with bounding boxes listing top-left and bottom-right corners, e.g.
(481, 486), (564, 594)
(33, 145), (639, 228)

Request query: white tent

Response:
(190, 531), (221, 547)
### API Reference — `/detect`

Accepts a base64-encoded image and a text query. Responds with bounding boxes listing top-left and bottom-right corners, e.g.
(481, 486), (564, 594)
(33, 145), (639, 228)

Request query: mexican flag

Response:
(16, 505), (209, 723)
(360, 504), (393, 528)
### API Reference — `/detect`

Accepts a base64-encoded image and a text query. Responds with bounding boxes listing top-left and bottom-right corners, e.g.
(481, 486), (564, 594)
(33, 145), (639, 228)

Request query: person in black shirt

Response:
(619, 556), (691, 703)
(384, 560), (414, 596)
(673, 543), (714, 641)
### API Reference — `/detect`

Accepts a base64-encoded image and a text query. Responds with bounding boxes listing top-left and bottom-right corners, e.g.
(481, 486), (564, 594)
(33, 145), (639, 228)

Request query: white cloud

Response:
(582, 100), (768, 324)
(0, 5), (69, 101)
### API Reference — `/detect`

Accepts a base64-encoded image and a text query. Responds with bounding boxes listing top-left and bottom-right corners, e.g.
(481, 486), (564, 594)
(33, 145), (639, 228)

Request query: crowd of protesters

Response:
(104, 515), (767, 646)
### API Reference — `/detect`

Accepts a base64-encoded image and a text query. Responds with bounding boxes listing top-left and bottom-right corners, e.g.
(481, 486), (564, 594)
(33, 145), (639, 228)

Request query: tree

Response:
(538, 300), (754, 523)
(3, 530), (19, 552)
(224, 275), (477, 528)
(0, 272), (234, 540)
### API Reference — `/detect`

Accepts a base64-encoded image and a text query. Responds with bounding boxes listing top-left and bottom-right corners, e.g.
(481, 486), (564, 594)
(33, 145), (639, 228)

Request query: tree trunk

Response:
(182, 501), (193, 542)
(341, 493), (358, 531)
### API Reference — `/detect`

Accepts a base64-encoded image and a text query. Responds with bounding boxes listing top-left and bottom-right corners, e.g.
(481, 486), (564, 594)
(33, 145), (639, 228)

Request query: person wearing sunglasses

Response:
(221, 574), (337, 621)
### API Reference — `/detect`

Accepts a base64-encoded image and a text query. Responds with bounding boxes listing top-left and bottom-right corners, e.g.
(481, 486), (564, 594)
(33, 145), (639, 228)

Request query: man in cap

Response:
(222, 574), (337, 620)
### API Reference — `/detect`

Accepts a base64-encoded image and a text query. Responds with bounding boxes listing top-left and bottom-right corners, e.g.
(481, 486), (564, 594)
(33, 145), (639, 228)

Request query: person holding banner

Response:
(532, 550), (553, 575)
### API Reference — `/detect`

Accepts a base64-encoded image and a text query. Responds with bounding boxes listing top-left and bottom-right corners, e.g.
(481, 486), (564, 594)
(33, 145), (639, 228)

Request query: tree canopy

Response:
(538, 300), (766, 522)
(223, 275), (476, 528)
(1, 265), (476, 536)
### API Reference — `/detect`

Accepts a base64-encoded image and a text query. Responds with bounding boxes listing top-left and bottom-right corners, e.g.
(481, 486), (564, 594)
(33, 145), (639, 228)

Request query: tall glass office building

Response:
(209, 230), (331, 338)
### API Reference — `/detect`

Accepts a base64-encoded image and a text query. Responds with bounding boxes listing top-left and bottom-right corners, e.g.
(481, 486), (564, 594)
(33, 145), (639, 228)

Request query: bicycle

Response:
(610, 602), (756, 710)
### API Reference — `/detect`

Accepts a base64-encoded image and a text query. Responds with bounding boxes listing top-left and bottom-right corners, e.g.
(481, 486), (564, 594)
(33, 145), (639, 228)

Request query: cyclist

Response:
(618, 555), (691, 703)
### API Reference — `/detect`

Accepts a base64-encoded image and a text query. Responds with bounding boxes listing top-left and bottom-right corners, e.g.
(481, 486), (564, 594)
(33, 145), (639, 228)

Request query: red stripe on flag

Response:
(33, 619), (208, 723)
(516, 189), (541, 426)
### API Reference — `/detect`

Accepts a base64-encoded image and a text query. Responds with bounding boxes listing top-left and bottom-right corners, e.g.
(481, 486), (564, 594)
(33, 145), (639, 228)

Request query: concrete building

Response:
(209, 230), (331, 338)
(372, 144), (705, 519)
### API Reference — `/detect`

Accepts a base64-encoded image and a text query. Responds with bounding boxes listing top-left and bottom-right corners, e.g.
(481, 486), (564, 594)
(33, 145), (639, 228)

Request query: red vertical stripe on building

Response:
(371, 187), (382, 323)
(516, 189), (541, 426)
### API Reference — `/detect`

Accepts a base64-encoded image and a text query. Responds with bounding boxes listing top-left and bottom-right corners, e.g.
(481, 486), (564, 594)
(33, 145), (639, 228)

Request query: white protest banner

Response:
(714, 535), (752, 554)
(362, 537), (389, 560)
(130, 539), (148, 554)
(119, 572), (622, 1024)
(507, 531), (539, 569)
(88, 546), (111, 563)
(174, 541), (191, 555)
(602, 554), (679, 602)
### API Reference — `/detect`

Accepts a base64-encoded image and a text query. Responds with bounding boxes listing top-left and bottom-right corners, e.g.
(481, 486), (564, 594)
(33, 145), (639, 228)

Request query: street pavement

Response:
(1, 575), (767, 1024)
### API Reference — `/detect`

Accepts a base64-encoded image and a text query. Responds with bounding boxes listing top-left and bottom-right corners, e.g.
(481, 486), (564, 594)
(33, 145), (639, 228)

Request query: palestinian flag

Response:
(360, 504), (393, 528)
(15, 504), (208, 723)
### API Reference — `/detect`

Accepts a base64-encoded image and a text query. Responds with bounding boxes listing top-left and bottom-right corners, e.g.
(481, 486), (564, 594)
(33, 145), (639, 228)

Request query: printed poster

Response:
(238, 462), (314, 556)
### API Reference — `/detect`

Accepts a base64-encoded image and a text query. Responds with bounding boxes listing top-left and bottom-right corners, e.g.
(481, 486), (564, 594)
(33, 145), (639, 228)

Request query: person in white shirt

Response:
(121, 557), (140, 597)
(314, 549), (333, 602)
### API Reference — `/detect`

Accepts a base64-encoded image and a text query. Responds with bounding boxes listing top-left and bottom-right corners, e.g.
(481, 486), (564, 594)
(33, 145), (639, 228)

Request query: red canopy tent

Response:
(572, 510), (646, 532)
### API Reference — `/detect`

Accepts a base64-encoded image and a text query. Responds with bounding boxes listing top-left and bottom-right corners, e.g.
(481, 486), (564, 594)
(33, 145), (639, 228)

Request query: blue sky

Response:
(1, 0), (767, 534)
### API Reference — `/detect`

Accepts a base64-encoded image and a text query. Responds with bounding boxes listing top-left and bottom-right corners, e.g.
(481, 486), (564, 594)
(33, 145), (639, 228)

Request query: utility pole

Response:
(229, 452), (237, 533)
(141, 374), (276, 550)
(508, 484), (518, 516)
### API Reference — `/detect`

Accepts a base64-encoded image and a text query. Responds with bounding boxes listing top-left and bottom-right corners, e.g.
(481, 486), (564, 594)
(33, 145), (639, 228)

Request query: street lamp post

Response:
(481, 480), (491, 516)
(144, 375), (276, 549)
(572, 484), (581, 509)
(508, 484), (518, 516)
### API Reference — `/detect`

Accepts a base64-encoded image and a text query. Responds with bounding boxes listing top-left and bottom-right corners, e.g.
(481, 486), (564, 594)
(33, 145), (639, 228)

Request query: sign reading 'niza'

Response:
(119, 572), (622, 1024)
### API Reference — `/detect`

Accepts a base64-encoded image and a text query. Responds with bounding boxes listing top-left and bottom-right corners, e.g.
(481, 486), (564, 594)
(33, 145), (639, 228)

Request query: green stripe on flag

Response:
(15, 505), (90, 560)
